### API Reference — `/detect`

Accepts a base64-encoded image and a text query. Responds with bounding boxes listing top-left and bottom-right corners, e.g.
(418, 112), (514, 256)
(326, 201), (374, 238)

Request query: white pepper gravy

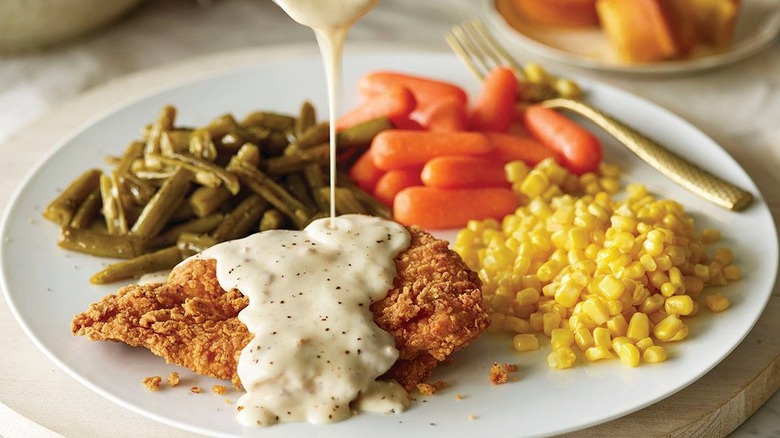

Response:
(195, 214), (410, 426)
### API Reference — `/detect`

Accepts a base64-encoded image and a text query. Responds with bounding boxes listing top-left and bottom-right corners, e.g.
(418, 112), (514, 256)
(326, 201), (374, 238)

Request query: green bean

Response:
(284, 173), (316, 211)
(265, 131), (290, 157)
(295, 101), (316, 138)
(121, 174), (156, 206)
(151, 213), (224, 248)
(115, 142), (144, 177)
(153, 152), (240, 195)
(336, 117), (393, 148)
(176, 232), (217, 255)
(241, 111), (295, 132)
(212, 194), (268, 242)
(89, 246), (184, 284)
(131, 167), (191, 238)
(188, 128), (217, 161)
(205, 114), (241, 139)
(303, 163), (330, 212)
(99, 173), (129, 235)
(69, 188), (102, 229)
(43, 168), (102, 225)
(228, 160), (312, 228)
(170, 202), (195, 223)
(144, 105), (176, 169)
(188, 186), (231, 217)
(349, 185), (392, 219)
(59, 226), (146, 259)
(236, 143), (261, 167)
(265, 146), (328, 175)
(243, 126), (272, 145)
(259, 208), (286, 231)
(319, 188), (367, 215)
(288, 122), (329, 153)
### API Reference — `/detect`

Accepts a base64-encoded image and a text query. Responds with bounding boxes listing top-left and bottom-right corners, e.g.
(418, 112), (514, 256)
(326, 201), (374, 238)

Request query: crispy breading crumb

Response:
(212, 385), (227, 394)
(455, 393), (464, 400)
(433, 380), (448, 391)
(468, 414), (477, 421)
(416, 383), (436, 395)
(225, 399), (233, 404)
(143, 376), (161, 391)
(190, 386), (201, 393)
(489, 362), (519, 385)
(167, 372), (180, 387)
(237, 406), (244, 412)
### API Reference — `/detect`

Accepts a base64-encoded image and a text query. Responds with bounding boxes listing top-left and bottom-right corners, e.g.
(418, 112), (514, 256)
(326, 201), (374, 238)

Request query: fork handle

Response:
(541, 98), (753, 211)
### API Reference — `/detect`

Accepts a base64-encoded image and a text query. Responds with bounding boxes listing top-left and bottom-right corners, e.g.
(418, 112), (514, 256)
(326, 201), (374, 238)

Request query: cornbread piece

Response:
(596, 0), (697, 62)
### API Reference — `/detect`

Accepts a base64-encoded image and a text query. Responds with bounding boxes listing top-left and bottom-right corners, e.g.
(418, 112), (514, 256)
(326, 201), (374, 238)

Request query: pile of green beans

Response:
(43, 103), (393, 284)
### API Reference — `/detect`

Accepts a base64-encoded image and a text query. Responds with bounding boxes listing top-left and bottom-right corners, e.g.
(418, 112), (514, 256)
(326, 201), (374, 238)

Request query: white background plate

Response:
(1, 47), (777, 437)
(483, 0), (780, 74)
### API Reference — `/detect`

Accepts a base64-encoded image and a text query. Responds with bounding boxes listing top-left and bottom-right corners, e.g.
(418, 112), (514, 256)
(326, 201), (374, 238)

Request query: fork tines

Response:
(445, 18), (524, 81)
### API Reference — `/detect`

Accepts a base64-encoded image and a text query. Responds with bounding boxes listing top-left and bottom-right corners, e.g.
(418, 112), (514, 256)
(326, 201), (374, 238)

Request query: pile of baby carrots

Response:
(342, 68), (603, 229)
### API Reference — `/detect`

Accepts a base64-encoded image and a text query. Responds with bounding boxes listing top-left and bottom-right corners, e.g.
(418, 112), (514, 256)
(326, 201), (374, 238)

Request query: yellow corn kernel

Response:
(712, 248), (733, 266)
(653, 314), (685, 341)
(505, 160), (529, 183)
(655, 254), (673, 271)
(582, 297), (610, 325)
(568, 314), (596, 331)
(606, 299), (623, 316)
(648, 309), (668, 325)
(593, 327), (612, 349)
(611, 336), (632, 355)
(660, 282), (679, 297)
(543, 312), (562, 337)
(669, 326), (689, 341)
(598, 275), (625, 300)
(487, 313), (506, 333)
(607, 314), (628, 337)
(585, 346), (614, 361)
(529, 312), (544, 332)
(516, 287), (541, 306)
(551, 328), (574, 350)
(554, 283), (582, 308)
(664, 295), (694, 316)
(649, 271), (670, 289)
(513, 333), (540, 352)
(505, 316), (532, 334)
(723, 265), (741, 281)
(627, 312), (650, 341)
(684, 276), (704, 298)
(573, 327), (594, 351)
(635, 337), (654, 353)
(640, 254), (658, 272)
(520, 171), (549, 198)
(705, 292), (730, 312)
(693, 264), (710, 282)
(547, 347), (577, 369)
(643, 346), (668, 363)
(618, 343), (641, 367)
(701, 228), (721, 243)
(639, 294), (665, 315)
(537, 260), (560, 282)
(626, 183), (647, 199)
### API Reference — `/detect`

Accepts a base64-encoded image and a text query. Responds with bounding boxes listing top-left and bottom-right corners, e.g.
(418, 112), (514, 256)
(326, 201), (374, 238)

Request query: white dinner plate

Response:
(0, 46), (777, 438)
(483, 0), (780, 74)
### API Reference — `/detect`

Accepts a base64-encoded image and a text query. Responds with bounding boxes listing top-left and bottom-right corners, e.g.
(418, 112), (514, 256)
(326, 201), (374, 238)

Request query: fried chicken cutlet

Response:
(72, 226), (489, 391)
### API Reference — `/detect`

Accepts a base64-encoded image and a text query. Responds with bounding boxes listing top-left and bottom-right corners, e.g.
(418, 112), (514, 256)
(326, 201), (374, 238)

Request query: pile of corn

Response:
(453, 158), (739, 369)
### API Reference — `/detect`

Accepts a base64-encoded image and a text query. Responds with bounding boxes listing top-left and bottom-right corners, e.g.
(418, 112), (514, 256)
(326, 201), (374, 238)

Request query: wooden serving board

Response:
(1, 48), (778, 437)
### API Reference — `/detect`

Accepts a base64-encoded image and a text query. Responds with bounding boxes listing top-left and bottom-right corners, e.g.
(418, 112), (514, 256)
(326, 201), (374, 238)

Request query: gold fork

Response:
(446, 19), (753, 212)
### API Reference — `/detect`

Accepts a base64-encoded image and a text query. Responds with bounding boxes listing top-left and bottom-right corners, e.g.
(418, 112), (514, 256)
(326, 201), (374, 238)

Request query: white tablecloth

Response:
(0, 1), (778, 437)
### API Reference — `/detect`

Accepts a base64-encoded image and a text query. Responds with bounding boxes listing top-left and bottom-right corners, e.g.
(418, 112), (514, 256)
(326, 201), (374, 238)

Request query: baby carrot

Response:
(523, 105), (602, 175)
(468, 67), (518, 132)
(392, 116), (425, 131)
(337, 86), (416, 131)
(349, 149), (385, 194)
(484, 131), (560, 166)
(394, 187), (518, 229)
(357, 71), (468, 111)
(421, 156), (509, 189)
(371, 130), (494, 170)
(415, 96), (468, 132)
(373, 168), (423, 206)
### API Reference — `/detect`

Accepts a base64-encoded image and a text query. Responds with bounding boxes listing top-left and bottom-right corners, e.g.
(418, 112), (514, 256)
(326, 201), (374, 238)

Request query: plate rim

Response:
(0, 43), (777, 437)
(481, 0), (780, 75)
